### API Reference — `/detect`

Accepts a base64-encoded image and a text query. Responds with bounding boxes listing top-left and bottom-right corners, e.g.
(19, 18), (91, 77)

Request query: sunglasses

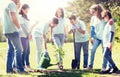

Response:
(102, 15), (107, 19)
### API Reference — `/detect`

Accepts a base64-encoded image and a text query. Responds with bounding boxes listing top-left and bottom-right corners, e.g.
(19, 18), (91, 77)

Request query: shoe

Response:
(77, 64), (80, 69)
(86, 67), (92, 70)
(18, 70), (28, 74)
(112, 67), (119, 73)
(58, 62), (63, 70)
(13, 68), (18, 73)
(101, 68), (111, 74)
(83, 68), (88, 71)
(101, 67), (106, 71)
(24, 66), (34, 72)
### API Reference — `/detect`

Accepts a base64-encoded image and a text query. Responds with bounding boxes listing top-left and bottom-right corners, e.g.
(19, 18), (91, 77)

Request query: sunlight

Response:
(21, 0), (71, 23)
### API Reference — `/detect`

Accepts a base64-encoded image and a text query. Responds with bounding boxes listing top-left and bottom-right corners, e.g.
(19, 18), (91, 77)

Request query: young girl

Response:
(101, 10), (118, 73)
(31, 17), (58, 69)
(88, 4), (108, 71)
(19, 4), (32, 72)
(50, 8), (66, 69)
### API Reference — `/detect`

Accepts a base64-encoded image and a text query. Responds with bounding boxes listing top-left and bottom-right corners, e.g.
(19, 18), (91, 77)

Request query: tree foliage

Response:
(65, 0), (120, 42)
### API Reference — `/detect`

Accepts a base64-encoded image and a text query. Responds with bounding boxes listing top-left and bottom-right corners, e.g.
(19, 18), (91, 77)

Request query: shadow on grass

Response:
(36, 69), (99, 77)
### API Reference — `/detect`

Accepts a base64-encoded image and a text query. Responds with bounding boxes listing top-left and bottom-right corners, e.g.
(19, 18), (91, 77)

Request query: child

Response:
(101, 10), (119, 73)
(31, 17), (58, 69)
(68, 15), (89, 69)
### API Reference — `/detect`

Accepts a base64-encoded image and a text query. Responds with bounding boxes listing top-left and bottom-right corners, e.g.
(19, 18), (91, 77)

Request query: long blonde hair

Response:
(90, 4), (104, 20)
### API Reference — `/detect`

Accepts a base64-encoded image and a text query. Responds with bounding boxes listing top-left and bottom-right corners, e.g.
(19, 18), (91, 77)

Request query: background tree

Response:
(65, 0), (120, 42)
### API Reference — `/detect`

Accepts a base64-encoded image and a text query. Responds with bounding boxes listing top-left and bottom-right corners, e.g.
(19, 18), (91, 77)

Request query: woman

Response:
(87, 4), (108, 71)
(19, 4), (32, 72)
(101, 10), (118, 73)
(50, 8), (66, 69)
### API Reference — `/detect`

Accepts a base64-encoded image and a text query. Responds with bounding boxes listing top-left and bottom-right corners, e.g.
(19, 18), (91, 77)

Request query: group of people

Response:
(3, 0), (119, 74)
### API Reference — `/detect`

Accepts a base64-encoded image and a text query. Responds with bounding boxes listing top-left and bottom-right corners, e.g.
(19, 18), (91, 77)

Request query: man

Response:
(32, 17), (59, 69)
(3, 0), (25, 73)
(68, 15), (89, 69)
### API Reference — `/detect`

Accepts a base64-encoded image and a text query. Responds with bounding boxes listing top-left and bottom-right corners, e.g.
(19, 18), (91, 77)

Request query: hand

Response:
(65, 37), (68, 43)
(77, 28), (85, 34)
(108, 42), (112, 51)
(49, 37), (53, 43)
(90, 38), (94, 44)
(68, 29), (73, 34)
(29, 34), (32, 40)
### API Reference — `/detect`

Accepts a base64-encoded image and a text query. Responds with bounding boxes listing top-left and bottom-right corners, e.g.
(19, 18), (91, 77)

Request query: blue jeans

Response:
(75, 41), (89, 68)
(53, 34), (65, 64)
(21, 37), (30, 67)
(103, 47), (116, 69)
(5, 32), (24, 72)
(89, 38), (107, 68)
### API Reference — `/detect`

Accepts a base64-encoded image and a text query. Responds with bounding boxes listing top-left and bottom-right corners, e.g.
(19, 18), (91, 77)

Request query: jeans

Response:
(53, 34), (65, 64)
(75, 41), (89, 68)
(5, 32), (24, 72)
(89, 38), (107, 68)
(33, 36), (43, 67)
(21, 37), (30, 67)
(103, 47), (117, 69)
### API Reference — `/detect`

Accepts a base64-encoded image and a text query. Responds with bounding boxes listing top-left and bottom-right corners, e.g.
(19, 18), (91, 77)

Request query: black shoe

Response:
(112, 67), (119, 73)
(101, 68), (111, 74)
(77, 66), (79, 69)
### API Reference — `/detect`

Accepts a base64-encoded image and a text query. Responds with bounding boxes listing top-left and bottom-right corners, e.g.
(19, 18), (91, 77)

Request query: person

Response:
(101, 10), (119, 73)
(31, 17), (58, 69)
(19, 4), (33, 72)
(87, 4), (108, 71)
(49, 8), (67, 69)
(3, 0), (25, 73)
(68, 15), (89, 69)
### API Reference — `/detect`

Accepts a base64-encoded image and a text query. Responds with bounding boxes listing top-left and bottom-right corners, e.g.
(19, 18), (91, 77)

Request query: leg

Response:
(82, 41), (89, 68)
(5, 38), (14, 73)
(101, 42), (108, 69)
(33, 36), (43, 67)
(75, 42), (82, 69)
(6, 32), (24, 72)
(104, 48), (117, 69)
(21, 38), (28, 67)
(89, 39), (101, 68)
(25, 40), (30, 67)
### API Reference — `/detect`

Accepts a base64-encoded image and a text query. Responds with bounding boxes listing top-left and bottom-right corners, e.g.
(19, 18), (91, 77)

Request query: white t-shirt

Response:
(103, 19), (115, 47)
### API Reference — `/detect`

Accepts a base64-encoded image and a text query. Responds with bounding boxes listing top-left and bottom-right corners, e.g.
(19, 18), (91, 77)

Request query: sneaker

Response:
(101, 67), (106, 71)
(112, 67), (119, 73)
(25, 66), (34, 72)
(83, 68), (88, 71)
(101, 68), (111, 74)
(87, 67), (92, 70)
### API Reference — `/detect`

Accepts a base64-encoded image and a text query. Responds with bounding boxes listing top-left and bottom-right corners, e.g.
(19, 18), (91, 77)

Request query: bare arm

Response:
(43, 35), (47, 50)
(49, 27), (53, 43)
(77, 28), (85, 34)
(10, 12), (20, 29)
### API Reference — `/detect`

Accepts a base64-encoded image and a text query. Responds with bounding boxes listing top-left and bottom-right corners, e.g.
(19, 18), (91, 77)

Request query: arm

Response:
(77, 28), (85, 34)
(108, 31), (114, 50)
(10, 12), (20, 29)
(49, 27), (53, 43)
(43, 35), (47, 50)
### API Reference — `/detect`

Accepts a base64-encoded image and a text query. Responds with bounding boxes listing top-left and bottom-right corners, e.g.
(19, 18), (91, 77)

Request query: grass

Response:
(0, 41), (120, 77)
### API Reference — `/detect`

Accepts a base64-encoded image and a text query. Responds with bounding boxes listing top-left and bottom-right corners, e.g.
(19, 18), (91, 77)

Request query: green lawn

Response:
(0, 41), (120, 77)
